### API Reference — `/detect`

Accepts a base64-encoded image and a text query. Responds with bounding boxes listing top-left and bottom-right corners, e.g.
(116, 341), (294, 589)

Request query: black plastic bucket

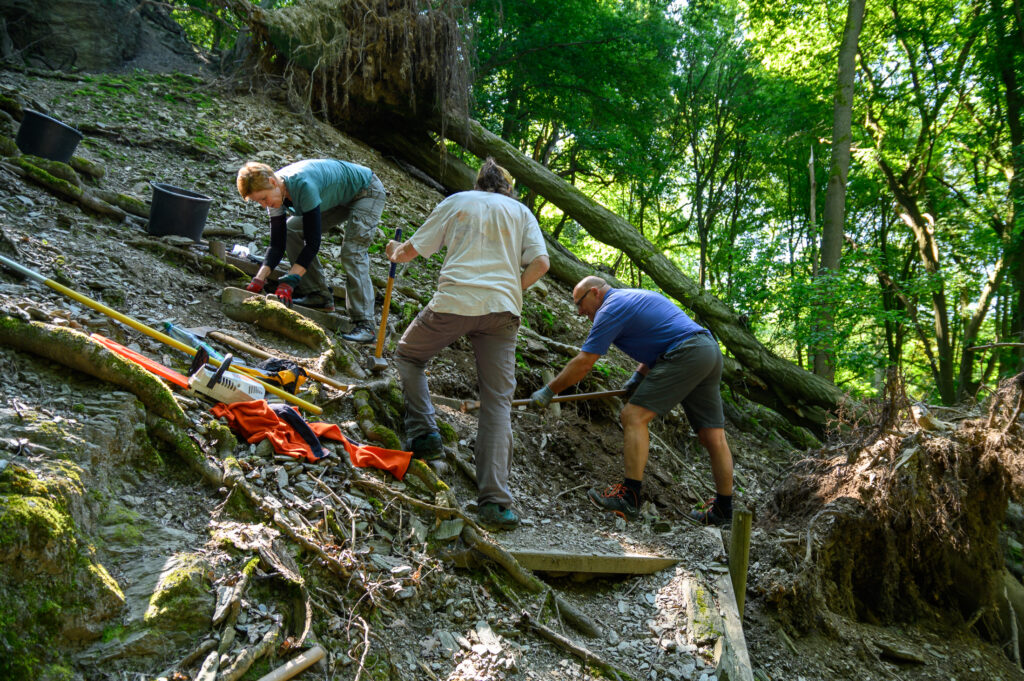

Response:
(147, 182), (213, 242)
(15, 109), (83, 163)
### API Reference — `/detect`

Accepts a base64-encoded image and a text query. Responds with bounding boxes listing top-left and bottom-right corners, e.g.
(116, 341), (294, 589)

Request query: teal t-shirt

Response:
(271, 159), (372, 216)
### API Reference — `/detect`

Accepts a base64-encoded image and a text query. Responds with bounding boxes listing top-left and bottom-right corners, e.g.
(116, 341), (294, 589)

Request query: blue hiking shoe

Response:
(407, 431), (443, 460)
(477, 502), (520, 530)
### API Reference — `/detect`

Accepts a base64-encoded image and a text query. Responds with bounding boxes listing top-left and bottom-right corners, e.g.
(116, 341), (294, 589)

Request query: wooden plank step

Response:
(702, 527), (755, 681)
(506, 549), (680, 575)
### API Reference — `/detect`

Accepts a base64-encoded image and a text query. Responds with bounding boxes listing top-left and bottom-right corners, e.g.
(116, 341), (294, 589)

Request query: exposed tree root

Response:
(764, 374), (1024, 648)
(364, 458), (602, 638)
(221, 620), (282, 681)
(1, 157), (126, 220)
(0, 316), (187, 425)
(127, 237), (247, 280)
(221, 295), (329, 349)
(517, 611), (631, 681)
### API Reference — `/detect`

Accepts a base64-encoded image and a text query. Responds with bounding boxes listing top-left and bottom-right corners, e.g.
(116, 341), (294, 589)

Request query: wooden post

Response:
(541, 369), (560, 418)
(209, 240), (226, 282)
(728, 510), (753, 617)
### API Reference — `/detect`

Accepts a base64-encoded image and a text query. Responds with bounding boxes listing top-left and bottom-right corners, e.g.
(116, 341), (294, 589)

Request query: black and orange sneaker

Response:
(587, 484), (640, 521)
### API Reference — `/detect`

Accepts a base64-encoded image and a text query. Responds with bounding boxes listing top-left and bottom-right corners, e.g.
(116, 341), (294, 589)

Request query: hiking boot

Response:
(689, 498), (731, 526)
(477, 502), (520, 530)
(341, 323), (376, 344)
(407, 431), (443, 460)
(587, 484), (640, 521)
(292, 290), (335, 312)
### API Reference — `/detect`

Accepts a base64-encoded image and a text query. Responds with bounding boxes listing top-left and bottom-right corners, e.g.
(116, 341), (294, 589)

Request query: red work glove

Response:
(245, 277), (265, 293)
(275, 273), (302, 308)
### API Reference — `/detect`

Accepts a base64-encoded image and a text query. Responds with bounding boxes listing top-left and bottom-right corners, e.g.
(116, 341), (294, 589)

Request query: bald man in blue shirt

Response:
(530, 276), (734, 525)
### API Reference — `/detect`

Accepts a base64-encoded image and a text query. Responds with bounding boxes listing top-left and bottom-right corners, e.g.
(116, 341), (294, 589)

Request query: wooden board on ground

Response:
(506, 548), (680, 576)
(221, 286), (350, 333)
(702, 527), (755, 681)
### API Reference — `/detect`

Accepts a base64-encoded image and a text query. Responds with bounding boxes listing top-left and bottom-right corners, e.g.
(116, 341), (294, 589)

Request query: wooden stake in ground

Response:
(729, 509), (753, 617)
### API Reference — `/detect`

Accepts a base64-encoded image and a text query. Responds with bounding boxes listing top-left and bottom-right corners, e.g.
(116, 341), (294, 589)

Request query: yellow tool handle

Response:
(0, 254), (321, 414)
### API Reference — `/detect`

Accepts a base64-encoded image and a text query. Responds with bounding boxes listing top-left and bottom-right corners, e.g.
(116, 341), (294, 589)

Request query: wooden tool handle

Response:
(255, 645), (325, 681)
(461, 388), (629, 412)
(207, 331), (352, 392)
(374, 227), (403, 360)
(374, 276), (395, 359)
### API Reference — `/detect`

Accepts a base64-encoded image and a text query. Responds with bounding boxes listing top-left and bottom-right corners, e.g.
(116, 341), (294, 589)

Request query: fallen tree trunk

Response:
(369, 126), (845, 434)
(423, 116), (855, 434)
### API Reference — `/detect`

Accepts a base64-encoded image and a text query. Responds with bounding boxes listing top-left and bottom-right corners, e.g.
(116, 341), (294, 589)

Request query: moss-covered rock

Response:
(143, 552), (214, 641)
(0, 464), (125, 679)
(0, 92), (23, 119)
(0, 134), (19, 157)
(437, 419), (457, 444)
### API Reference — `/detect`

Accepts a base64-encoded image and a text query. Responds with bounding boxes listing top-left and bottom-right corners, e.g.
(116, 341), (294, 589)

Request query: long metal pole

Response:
(0, 253), (321, 414)
(460, 389), (629, 412)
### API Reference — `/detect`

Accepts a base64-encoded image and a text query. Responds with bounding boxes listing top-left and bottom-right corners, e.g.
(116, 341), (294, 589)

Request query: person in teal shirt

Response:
(236, 159), (386, 343)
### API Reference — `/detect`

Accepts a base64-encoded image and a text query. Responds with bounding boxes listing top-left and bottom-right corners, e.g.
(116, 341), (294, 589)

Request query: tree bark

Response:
(814, 0), (866, 381)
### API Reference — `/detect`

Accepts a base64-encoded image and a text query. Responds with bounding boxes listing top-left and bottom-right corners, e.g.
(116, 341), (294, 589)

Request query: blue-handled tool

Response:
(372, 227), (403, 372)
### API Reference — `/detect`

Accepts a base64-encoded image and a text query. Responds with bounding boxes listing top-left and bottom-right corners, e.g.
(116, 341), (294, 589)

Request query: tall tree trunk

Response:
(878, 160), (957, 403)
(992, 0), (1024, 376)
(813, 0), (866, 381)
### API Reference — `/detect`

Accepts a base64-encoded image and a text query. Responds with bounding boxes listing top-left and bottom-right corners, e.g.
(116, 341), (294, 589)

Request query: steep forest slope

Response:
(1, 66), (1023, 681)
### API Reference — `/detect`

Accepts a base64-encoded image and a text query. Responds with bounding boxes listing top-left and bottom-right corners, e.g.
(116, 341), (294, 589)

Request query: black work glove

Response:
(623, 371), (644, 398)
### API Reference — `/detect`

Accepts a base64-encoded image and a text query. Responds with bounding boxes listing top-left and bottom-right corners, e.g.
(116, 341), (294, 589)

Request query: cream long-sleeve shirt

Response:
(410, 190), (547, 316)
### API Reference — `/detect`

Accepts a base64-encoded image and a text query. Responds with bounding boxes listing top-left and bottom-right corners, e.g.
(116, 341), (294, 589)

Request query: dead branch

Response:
(220, 619), (283, 681)
(517, 611), (626, 681)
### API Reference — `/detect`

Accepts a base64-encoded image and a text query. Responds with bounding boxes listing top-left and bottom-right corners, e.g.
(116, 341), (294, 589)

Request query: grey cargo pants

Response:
(396, 309), (520, 507)
(285, 174), (385, 323)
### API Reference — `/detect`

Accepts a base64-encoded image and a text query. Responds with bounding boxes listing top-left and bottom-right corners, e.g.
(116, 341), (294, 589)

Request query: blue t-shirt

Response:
(580, 289), (707, 366)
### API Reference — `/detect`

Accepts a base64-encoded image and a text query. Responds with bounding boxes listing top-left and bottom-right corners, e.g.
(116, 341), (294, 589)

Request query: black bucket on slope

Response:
(15, 109), (83, 163)
(147, 182), (213, 242)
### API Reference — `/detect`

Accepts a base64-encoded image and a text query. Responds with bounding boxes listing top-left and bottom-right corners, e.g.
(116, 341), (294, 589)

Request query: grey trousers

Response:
(396, 309), (520, 507)
(285, 174), (385, 324)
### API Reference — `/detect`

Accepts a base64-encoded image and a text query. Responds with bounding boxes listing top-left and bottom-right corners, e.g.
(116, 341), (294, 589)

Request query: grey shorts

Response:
(628, 332), (725, 429)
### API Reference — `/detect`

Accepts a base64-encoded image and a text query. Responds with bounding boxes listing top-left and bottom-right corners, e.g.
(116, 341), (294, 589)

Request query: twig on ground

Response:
(350, 615), (372, 681)
(517, 611), (628, 681)
(220, 619), (282, 681)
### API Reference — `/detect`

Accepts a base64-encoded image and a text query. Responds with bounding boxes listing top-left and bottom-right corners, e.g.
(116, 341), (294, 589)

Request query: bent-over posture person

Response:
(235, 159), (386, 343)
(529, 276), (735, 525)
(386, 158), (550, 530)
